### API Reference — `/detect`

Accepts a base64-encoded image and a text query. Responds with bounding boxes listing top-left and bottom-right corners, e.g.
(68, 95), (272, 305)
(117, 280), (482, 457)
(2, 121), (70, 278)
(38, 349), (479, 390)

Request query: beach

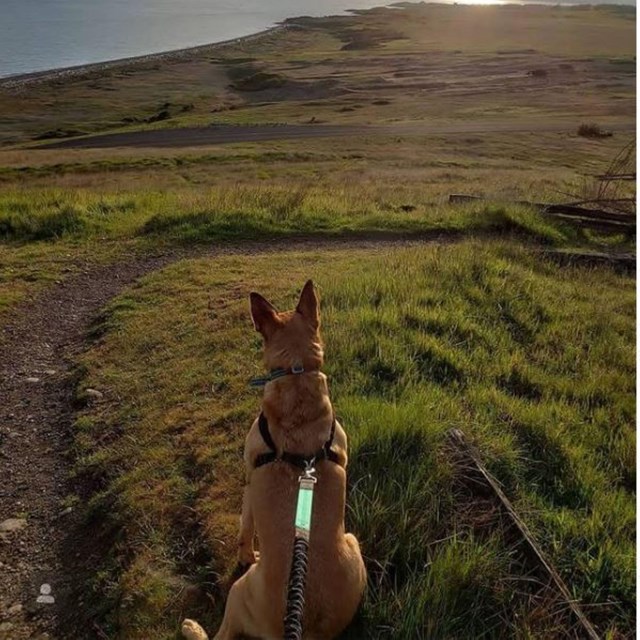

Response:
(0, 24), (286, 91)
(0, 0), (398, 80)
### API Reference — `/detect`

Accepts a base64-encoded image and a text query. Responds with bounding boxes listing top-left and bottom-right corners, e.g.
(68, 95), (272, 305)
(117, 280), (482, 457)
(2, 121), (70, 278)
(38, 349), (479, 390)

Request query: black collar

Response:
(249, 365), (320, 388)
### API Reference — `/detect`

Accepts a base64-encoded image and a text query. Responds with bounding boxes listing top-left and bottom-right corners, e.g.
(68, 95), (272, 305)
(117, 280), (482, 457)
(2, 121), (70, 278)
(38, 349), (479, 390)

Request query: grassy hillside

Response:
(0, 3), (634, 638)
(71, 240), (635, 639)
(0, 1), (633, 320)
(0, 4), (634, 144)
(0, 127), (632, 320)
(0, 178), (578, 319)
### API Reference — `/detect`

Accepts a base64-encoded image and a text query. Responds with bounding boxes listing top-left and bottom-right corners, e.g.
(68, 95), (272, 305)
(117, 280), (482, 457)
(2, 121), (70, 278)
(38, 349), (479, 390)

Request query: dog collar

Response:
(249, 365), (309, 388)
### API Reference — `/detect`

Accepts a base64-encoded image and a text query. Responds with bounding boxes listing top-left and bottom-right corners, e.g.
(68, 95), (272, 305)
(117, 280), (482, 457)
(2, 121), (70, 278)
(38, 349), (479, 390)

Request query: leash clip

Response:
(291, 364), (305, 375)
(300, 458), (317, 484)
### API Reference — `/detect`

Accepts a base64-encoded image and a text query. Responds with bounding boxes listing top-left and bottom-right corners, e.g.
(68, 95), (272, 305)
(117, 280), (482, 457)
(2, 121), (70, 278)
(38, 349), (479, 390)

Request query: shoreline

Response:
(0, 24), (289, 91)
(2, 1), (634, 91)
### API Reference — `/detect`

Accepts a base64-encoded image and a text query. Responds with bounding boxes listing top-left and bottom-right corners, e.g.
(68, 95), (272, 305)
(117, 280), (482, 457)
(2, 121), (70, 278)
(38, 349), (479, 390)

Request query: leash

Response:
(283, 459), (317, 640)
(248, 367), (333, 638)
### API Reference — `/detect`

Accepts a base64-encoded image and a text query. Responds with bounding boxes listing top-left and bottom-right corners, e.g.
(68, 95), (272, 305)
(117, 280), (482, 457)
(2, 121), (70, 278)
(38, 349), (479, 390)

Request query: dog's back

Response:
(248, 452), (365, 637)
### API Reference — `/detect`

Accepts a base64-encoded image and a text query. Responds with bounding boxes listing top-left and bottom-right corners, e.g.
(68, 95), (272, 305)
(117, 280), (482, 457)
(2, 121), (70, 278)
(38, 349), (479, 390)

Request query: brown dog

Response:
(182, 280), (366, 640)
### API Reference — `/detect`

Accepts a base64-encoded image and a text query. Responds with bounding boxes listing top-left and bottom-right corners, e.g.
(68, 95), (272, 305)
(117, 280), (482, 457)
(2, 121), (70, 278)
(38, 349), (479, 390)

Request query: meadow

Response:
(0, 128), (631, 319)
(0, 0), (634, 321)
(70, 241), (635, 638)
(0, 2), (635, 639)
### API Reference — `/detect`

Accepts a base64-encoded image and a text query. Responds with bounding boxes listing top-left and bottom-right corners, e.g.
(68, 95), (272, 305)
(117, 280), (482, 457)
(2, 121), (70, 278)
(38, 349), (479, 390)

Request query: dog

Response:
(182, 280), (366, 640)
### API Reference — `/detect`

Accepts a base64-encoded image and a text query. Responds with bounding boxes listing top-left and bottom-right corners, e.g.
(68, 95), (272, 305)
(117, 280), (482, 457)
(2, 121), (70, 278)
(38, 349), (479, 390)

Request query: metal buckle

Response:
(299, 458), (317, 483)
(291, 364), (305, 375)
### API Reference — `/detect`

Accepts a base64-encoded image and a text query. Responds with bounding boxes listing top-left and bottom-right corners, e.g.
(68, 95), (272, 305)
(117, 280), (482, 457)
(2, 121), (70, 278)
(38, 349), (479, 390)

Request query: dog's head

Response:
(250, 280), (324, 371)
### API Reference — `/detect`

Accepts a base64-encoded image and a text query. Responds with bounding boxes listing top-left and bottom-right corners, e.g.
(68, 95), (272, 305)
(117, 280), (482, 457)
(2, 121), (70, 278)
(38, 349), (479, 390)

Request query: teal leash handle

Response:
(294, 476), (316, 539)
(284, 464), (317, 640)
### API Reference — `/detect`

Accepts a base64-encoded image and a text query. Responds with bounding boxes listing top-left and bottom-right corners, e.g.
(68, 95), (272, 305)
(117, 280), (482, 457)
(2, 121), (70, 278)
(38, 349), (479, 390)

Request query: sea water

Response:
(0, 0), (635, 78)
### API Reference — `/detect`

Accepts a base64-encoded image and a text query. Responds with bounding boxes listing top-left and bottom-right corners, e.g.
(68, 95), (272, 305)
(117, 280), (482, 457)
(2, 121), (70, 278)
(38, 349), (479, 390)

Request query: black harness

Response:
(254, 412), (340, 470)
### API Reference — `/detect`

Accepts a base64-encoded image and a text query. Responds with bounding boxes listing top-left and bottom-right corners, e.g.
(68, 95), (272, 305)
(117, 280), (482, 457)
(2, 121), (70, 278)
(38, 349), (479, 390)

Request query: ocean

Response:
(0, 0), (635, 79)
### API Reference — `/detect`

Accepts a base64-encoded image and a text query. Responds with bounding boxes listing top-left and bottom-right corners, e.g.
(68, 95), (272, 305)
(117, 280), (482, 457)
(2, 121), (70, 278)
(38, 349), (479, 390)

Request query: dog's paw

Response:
(181, 618), (209, 640)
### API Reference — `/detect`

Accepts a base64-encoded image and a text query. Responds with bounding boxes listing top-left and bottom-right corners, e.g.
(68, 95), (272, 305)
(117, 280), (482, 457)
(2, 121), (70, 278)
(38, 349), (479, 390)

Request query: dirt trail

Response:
(0, 235), (438, 639)
(38, 121), (636, 150)
(0, 250), (180, 640)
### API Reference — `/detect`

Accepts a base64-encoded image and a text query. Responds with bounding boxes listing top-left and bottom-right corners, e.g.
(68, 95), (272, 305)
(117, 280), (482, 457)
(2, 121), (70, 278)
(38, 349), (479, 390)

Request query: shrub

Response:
(0, 205), (86, 240)
(231, 71), (286, 92)
(577, 123), (613, 139)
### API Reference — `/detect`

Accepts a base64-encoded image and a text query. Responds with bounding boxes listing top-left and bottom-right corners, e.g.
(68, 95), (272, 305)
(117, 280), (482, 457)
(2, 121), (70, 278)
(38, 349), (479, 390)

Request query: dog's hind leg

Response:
(237, 485), (257, 566)
(214, 569), (261, 640)
(181, 619), (209, 640)
(343, 533), (367, 606)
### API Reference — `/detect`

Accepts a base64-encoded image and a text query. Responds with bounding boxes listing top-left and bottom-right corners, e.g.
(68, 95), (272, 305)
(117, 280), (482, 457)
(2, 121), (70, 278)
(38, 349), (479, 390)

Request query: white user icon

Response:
(37, 583), (55, 604)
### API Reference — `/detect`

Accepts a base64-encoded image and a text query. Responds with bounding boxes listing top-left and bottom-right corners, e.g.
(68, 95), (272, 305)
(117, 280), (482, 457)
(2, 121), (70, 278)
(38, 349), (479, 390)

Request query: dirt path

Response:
(38, 121), (636, 150)
(0, 249), (183, 640)
(0, 235), (441, 639)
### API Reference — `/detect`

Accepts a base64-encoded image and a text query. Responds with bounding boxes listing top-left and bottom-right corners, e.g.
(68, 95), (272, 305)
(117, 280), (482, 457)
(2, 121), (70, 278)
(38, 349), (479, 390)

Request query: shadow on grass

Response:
(139, 205), (571, 247)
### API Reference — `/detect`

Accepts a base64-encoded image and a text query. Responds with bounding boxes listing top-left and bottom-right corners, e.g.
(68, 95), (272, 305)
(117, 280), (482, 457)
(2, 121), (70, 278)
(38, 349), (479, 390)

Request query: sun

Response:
(455, 0), (514, 4)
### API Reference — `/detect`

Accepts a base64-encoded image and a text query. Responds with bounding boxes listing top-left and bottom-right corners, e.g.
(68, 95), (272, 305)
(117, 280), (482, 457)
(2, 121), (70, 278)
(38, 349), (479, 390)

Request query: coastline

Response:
(0, 24), (289, 91)
(2, 1), (634, 92)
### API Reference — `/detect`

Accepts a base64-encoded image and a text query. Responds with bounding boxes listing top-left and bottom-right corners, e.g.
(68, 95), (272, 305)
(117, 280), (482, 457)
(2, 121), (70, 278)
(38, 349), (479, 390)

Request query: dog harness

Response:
(253, 412), (340, 470)
(248, 366), (341, 637)
(252, 411), (339, 639)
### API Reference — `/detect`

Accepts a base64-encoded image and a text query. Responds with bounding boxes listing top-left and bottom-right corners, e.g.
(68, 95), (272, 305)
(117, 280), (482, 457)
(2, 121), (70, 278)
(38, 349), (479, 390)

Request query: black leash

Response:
(251, 410), (339, 639)
(284, 536), (310, 639)
(283, 460), (317, 640)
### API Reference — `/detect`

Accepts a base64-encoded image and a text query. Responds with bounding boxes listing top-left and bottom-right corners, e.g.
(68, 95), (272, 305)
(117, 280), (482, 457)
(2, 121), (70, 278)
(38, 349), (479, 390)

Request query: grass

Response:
(0, 174), (578, 319)
(5, 126), (629, 319)
(0, 202), (88, 240)
(1, 131), (629, 199)
(0, 4), (634, 637)
(0, 186), (571, 245)
(0, 181), (578, 320)
(71, 240), (635, 639)
(0, 237), (154, 323)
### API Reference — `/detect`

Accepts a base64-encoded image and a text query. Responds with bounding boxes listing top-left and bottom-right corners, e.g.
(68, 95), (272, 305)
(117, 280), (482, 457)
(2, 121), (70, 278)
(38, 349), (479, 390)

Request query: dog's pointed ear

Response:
(250, 292), (279, 337)
(296, 280), (319, 329)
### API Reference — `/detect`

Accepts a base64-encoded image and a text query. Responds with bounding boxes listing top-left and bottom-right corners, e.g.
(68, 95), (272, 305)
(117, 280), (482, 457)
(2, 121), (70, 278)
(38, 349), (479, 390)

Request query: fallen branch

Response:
(447, 429), (601, 640)
(593, 173), (636, 182)
(448, 194), (635, 228)
(553, 189), (635, 216)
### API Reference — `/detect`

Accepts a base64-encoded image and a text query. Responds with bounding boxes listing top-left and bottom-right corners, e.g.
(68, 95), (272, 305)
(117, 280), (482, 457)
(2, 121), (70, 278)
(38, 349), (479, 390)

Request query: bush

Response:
(0, 205), (86, 240)
(231, 71), (286, 92)
(577, 123), (613, 139)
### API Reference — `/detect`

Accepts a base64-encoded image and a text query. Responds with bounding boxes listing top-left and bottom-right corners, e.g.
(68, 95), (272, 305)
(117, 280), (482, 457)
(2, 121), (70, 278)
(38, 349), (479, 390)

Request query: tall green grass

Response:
(326, 246), (635, 637)
(0, 187), (569, 244)
(72, 240), (634, 639)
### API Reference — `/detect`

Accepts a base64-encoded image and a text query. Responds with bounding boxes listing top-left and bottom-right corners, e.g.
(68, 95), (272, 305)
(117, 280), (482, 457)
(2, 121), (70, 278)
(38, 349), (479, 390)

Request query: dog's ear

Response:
(250, 292), (279, 338)
(296, 280), (319, 329)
